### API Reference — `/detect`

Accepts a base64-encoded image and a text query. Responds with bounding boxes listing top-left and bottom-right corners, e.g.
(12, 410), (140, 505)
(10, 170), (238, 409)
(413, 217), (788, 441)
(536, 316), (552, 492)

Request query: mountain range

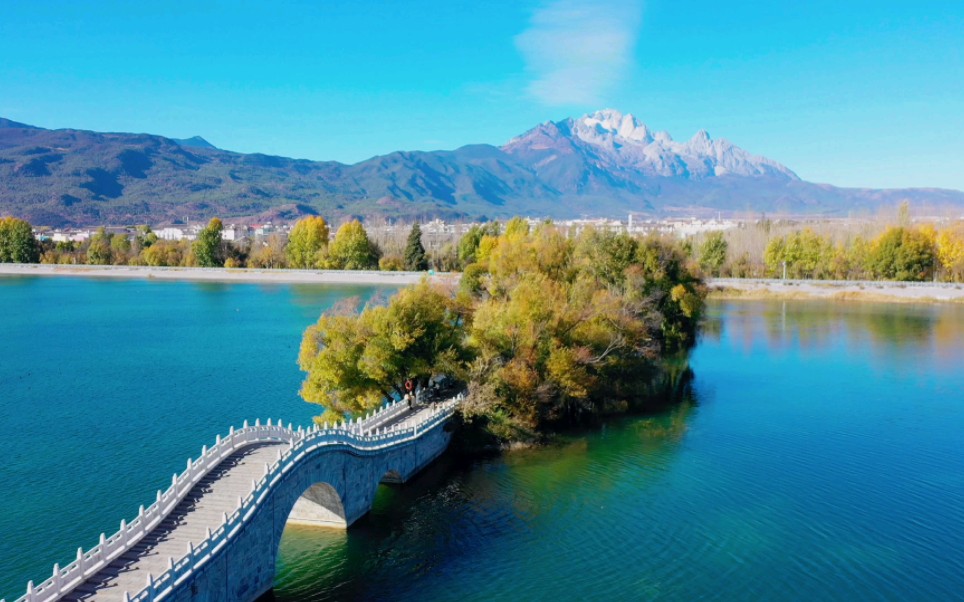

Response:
(1, 110), (962, 227)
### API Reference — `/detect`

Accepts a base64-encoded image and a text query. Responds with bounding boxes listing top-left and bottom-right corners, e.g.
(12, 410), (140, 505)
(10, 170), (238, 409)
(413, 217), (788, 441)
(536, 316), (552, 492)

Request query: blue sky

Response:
(0, 0), (961, 189)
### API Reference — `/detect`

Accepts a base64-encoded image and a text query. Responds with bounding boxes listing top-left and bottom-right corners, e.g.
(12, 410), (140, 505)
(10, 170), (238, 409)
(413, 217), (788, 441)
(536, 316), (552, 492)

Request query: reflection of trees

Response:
(273, 379), (701, 602)
(715, 299), (964, 367)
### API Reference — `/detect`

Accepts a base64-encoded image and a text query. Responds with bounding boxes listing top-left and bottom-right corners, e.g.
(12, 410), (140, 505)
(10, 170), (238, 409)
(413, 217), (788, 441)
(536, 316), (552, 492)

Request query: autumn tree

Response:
(297, 219), (705, 442)
(193, 218), (224, 267)
(142, 240), (187, 266)
(248, 234), (288, 269)
(298, 281), (470, 422)
(404, 222), (429, 271)
(936, 222), (964, 281)
(0, 216), (40, 263)
(325, 220), (380, 270)
(461, 225), (703, 438)
(286, 216), (330, 269)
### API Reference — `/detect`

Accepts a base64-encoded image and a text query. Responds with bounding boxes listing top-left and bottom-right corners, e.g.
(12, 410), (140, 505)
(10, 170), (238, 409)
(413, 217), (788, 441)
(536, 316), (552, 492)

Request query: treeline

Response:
(0, 216), (435, 271)
(694, 218), (964, 282)
(298, 218), (704, 443)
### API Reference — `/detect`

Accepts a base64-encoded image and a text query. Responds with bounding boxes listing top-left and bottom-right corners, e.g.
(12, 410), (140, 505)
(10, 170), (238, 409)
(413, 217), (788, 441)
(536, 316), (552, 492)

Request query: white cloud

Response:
(515, 0), (642, 106)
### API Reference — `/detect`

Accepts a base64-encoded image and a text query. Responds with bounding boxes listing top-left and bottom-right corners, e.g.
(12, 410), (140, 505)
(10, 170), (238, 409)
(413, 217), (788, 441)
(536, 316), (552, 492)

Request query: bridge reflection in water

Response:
(11, 397), (461, 602)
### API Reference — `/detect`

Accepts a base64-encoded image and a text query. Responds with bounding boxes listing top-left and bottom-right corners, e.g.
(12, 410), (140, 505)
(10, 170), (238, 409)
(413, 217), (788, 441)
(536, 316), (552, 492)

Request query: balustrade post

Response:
(51, 563), (60, 595)
(123, 592), (131, 602)
(120, 519), (127, 547)
(77, 547), (85, 576)
(146, 573), (155, 600)
(25, 580), (34, 602)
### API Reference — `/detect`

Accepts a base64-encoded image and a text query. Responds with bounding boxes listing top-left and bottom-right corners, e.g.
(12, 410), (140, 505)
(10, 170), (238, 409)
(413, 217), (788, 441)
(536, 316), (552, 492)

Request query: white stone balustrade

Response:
(10, 396), (460, 602)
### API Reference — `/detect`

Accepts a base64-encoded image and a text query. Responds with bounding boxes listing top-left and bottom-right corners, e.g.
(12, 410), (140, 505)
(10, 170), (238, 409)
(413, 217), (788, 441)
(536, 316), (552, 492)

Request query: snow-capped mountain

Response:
(2, 111), (963, 226)
(503, 109), (798, 182)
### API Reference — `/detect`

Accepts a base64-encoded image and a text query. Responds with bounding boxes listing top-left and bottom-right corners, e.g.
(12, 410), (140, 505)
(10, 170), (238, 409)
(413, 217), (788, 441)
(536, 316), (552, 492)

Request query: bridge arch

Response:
(14, 398), (461, 602)
(286, 482), (348, 527)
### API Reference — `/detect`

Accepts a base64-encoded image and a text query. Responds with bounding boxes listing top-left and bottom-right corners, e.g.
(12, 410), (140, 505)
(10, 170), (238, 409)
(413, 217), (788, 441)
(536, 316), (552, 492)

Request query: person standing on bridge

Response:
(405, 378), (415, 409)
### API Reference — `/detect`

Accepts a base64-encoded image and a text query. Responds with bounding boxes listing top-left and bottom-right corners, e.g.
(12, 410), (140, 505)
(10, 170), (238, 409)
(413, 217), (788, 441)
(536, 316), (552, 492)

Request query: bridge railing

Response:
(10, 395), (460, 602)
(128, 398), (459, 602)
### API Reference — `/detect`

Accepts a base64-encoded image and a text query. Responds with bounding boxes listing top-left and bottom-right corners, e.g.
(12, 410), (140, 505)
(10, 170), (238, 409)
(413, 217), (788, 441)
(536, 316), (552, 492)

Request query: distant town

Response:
(30, 213), (960, 248)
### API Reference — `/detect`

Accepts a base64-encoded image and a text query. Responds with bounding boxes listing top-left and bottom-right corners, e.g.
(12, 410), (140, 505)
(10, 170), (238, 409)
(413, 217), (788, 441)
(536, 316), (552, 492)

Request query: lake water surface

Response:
(2, 278), (963, 600)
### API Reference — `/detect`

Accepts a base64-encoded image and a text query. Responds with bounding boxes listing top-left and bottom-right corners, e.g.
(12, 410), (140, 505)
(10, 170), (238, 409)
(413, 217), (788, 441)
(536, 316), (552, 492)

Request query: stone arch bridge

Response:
(10, 397), (460, 602)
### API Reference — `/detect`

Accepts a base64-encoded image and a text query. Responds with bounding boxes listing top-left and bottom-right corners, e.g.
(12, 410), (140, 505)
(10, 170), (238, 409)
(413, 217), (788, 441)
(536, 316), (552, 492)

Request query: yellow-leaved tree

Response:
(286, 216), (330, 269)
(936, 222), (964, 281)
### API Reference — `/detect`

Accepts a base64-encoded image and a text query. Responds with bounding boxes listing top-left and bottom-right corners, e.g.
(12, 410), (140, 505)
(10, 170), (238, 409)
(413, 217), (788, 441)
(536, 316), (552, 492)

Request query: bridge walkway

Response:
(60, 404), (434, 601)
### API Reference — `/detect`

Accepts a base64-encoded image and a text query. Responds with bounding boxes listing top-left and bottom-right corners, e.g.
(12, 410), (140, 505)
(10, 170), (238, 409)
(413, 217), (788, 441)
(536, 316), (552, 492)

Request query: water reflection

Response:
(272, 397), (699, 602)
(267, 299), (964, 601)
(715, 300), (964, 370)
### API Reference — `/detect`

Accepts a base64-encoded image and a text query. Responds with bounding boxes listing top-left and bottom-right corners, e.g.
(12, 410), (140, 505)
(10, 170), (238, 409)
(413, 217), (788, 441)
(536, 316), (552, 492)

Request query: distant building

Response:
(222, 224), (248, 242)
(156, 227), (189, 241)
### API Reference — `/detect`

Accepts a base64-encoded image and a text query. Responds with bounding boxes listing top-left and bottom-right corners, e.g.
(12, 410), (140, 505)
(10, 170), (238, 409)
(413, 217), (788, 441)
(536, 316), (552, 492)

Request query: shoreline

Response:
(0, 263), (456, 286)
(707, 278), (964, 304)
(2, 265), (962, 303)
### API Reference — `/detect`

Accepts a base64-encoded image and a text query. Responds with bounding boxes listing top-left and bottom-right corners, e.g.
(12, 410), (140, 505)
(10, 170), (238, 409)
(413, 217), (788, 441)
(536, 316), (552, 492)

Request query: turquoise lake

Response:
(2, 277), (963, 600)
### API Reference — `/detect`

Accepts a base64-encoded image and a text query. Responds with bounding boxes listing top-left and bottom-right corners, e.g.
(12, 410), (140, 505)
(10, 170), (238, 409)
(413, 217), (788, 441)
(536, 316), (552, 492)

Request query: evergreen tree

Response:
(404, 223), (429, 271)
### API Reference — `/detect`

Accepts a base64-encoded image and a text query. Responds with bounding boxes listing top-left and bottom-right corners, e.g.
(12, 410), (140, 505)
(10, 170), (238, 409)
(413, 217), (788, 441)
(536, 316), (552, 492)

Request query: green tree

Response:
(325, 220), (380, 270)
(286, 216), (330, 269)
(132, 225), (157, 255)
(404, 223), (429, 271)
(869, 227), (935, 281)
(763, 229), (832, 279)
(193, 218), (224, 267)
(698, 231), (728, 276)
(457, 223), (500, 268)
(110, 233), (132, 265)
(86, 228), (113, 265)
(0, 216), (40, 263)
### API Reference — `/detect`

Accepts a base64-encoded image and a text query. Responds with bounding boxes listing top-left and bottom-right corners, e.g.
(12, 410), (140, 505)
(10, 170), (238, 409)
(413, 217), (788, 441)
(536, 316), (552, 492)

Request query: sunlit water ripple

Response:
(2, 279), (963, 601)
